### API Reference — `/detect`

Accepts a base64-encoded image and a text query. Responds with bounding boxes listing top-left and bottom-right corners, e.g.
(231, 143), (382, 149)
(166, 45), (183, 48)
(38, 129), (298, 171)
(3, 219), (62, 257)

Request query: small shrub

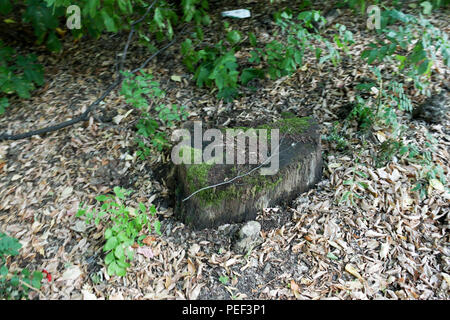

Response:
(0, 41), (44, 115)
(77, 186), (161, 277)
(361, 9), (449, 95)
(120, 71), (188, 156)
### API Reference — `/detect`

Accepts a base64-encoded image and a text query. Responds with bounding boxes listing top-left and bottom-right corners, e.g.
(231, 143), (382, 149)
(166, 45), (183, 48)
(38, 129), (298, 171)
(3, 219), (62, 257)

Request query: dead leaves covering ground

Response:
(0, 1), (449, 300)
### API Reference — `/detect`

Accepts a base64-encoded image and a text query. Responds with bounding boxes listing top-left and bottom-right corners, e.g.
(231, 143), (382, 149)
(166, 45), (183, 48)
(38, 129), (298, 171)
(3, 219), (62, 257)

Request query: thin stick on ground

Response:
(19, 279), (42, 294)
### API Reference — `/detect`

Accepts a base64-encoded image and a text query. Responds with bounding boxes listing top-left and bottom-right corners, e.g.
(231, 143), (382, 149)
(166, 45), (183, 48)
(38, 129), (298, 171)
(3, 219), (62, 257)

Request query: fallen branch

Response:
(0, 79), (121, 141)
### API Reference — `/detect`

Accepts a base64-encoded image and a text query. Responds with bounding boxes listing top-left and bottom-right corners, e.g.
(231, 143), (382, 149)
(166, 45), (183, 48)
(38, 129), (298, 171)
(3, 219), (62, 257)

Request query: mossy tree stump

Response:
(173, 116), (323, 229)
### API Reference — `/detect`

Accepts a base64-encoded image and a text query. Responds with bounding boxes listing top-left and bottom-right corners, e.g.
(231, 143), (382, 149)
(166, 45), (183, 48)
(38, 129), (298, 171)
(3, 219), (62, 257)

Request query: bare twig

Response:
(119, 1), (157, 73)
(3, 271), (43, 294)
(19, 279), (42, 294)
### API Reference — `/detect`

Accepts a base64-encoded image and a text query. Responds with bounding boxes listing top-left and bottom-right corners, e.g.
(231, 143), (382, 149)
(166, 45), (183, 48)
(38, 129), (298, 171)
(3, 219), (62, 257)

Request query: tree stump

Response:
(172, 115), (323, 229)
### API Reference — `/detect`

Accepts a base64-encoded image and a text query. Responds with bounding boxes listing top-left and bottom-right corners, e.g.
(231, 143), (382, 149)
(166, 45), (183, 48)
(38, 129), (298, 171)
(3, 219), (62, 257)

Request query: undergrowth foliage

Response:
(181, 9), (354, 101)
(0, 41), (44, 114)
(1, 0), (201, 50)
(0, 0), (208, 115)
(325, 7), (449, 203)
(77, 187), (161, 276)
(361, 8), (450, 95)
(0, 233), (43, 299)
(120, 70), (188, 158)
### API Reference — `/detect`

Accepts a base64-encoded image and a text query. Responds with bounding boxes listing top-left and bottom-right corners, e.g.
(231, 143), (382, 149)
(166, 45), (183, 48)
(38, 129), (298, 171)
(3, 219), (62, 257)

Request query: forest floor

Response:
(0, 1), (449, 300)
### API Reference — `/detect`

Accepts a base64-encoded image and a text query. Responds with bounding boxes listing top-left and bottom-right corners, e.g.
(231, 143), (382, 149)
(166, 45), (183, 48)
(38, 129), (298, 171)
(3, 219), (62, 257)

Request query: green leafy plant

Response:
(361, 9), (449, 95)
(181, 28), (241, 101)
(77, 186), (161, 276)
(181, 10), (353, 101)
(120, 71), (188, 156)
(264, 10), (347, 73)
(405, 134), (446, 198)
(335, 34), (447, 203)
(36, 0), (211, 48)
(341, 0), (370, 13)
(0, 41), (44, 114)
(0, 97), (9, 115)
(347, 97), (375, 133)
(351, 66), (411, 138)
(339, 162), (370, 206)
(375, 139), (408, 167)
(323, 122), (349, 151)
(341, 73), (447, 201)
(0, 0), (210, 118)
(0, 233), (43, 299)
(156, 103), (188, 127)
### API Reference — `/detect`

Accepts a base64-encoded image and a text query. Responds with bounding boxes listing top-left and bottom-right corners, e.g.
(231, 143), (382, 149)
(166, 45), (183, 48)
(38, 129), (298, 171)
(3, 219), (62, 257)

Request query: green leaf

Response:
(104, 236), (118, 251)
(240, 68), (264, 85)
(31, 271), (43, 289)
(22, 268), (30, 277)
(420, 1), (433, 14)
(115, 266), (126, 276)
(125, 247), (134, 260)
(116, 260), (130, 269)
(118, 0), (131, 13)
(105, 251), (115, 265)
(11, 78), (33, 99)
(114, 244), (125, 261)
(343, 179), (354, 185)
(23, 66), (44, 86)
(355, 171), (368, 178)
(107, 261), (118, 276)
(248, 32), (257, 47)
(113, 186), (125, 199)
(0, 97), (9, 115)
(95, 194), (109, 202)
(101, 10), (117, 32)
(117, 232), (129, 243)
(408, 42), (426, 64)
(87, 0), (99, 17)
(357, 182), (369, 189)
(226, 30), (242, 46)
(154, 220), (161, 236)
(104, 229), (113, 239)
(0, 265), (8, 276)
(0, 232), (22, 256)
(297, 11), (312, 22)
(417, 58), (432, 75)
(10, 275), (19, 287)
(46, 32), (62, 52)
(154, 8), (164, 28)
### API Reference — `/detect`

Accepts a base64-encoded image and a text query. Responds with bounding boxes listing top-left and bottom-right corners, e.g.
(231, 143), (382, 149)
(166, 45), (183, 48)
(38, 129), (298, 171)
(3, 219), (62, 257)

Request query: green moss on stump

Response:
(183, 116), (314, 206)
(185, 164), (284, 207)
